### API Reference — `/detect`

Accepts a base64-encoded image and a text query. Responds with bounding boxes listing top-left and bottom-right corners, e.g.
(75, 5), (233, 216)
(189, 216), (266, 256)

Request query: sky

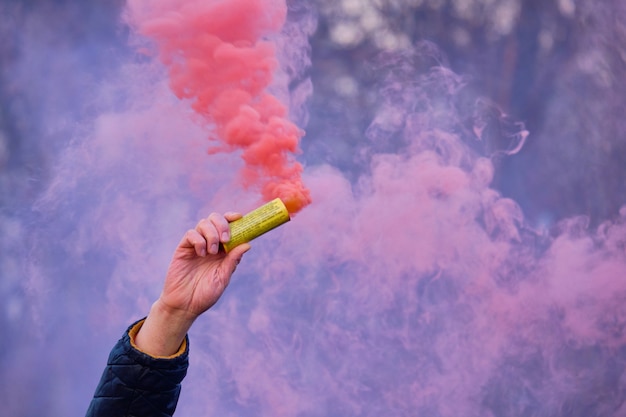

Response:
(1, 0), (626, 416)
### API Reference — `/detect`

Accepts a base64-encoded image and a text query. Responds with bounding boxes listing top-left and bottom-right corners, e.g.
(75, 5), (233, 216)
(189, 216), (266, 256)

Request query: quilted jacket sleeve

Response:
(86, 319), (189, 417)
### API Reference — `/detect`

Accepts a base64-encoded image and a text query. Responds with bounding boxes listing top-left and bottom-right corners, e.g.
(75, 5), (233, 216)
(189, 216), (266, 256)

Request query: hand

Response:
(134, 212), (250, 357)
(160, 211), (251, 319)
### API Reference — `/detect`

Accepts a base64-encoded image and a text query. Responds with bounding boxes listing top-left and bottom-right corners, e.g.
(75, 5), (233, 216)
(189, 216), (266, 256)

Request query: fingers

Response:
(224, 212), (243, 222)
(194, 215), (221, 255)
(224, 243), (251, 273)
(181, 229), (209, 257)
(190, 212), (243, 256)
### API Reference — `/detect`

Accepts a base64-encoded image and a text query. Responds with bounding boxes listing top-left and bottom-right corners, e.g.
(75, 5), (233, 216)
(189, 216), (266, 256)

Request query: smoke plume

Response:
(125, 0), (311, 213)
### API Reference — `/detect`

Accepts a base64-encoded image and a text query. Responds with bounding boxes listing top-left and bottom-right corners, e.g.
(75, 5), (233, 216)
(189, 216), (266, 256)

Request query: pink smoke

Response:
(125, 0), (311, 214)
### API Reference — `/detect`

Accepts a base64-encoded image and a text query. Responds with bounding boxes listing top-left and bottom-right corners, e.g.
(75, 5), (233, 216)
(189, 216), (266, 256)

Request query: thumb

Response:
(223, 243), (251, 274)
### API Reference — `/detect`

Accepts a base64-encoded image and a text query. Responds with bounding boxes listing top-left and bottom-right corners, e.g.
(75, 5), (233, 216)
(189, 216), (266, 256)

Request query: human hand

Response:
(134, 212), (250, 357)
(159, 211), (251, 320)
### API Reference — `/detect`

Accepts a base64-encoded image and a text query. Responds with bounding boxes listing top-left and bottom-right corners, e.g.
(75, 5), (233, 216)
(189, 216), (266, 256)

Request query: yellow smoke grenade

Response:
(223, 198), (291, 252)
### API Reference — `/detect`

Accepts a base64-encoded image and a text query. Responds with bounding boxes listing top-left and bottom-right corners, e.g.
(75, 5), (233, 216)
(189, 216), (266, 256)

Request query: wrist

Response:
(133, 299), (197, 357)
(153, 297), (199, 328)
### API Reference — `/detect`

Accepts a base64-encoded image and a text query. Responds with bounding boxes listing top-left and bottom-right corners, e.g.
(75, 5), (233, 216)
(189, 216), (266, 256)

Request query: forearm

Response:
(134, 298), (197, 357)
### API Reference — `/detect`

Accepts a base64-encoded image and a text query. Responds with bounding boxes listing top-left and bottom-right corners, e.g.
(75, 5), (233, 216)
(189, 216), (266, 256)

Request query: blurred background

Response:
(1, 0), (626, 416)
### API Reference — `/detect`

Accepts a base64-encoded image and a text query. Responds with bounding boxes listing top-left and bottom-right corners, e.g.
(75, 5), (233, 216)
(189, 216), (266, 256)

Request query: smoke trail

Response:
(124, 0), (311, 214)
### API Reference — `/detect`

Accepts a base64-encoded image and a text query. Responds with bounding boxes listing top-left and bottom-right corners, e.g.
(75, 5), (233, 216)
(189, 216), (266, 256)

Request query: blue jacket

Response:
(86, 319), (189, 417)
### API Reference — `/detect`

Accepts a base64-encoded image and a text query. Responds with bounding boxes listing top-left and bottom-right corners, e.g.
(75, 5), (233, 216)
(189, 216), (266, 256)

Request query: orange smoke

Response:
(126, 0), (311, 214)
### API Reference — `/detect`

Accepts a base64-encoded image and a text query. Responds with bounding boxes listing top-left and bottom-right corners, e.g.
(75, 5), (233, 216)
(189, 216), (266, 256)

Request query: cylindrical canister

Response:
(223, 198), (291, 252)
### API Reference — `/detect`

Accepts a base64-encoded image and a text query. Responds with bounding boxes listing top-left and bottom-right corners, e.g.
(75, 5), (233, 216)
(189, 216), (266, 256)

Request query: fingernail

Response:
(210, 244), (218, 254)
(222, 232), (229, 241)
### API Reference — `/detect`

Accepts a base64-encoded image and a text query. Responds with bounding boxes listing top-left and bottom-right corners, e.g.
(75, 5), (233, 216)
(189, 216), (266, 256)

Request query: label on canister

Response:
(223, 198), (291, 252)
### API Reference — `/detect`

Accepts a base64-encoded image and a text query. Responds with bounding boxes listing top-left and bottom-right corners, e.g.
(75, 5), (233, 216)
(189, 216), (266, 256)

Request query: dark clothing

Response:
(86, 319), (189, 417)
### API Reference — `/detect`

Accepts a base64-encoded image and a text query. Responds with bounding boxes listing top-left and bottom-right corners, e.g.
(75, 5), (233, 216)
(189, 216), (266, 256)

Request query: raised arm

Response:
(135, 211), (251, 356)
(86, 211), (250, 417)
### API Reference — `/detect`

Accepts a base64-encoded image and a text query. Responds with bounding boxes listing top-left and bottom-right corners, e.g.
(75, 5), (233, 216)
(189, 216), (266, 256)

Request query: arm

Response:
(86, 212), (250, 417)
(135, 211), (250, 356)
(85, 319), (189, 417)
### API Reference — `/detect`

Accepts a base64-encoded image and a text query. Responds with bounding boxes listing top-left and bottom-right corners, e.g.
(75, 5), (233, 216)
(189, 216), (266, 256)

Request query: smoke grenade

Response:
(223, 198), (290, 252)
